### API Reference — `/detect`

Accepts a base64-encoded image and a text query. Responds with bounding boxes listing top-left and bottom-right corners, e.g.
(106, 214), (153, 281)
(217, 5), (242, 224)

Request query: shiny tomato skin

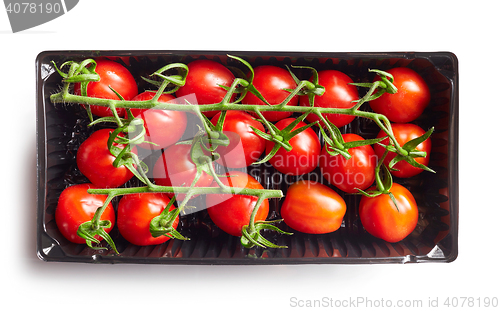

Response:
(128, 91), (187, 150)
(319, 133), (377, 193)
(55, 183), (115, 244)
(369, 67), (430, 123)
(206, 171), (269, 236)
(281, 180), (346, 234)
(74, 59), (138, 117)
(175, 59), (235, 118)
(299, 70), (358, 128)
(266, 118), (321, 176)
(359, 183), (418, 243)
(77, 129), (137, 188)
(152, 144), (214, 200)
(242, 65), (298, 122)
(117, 193), (179, 246)
(374, 123), (431, 178)
(210, 111), (266, 168)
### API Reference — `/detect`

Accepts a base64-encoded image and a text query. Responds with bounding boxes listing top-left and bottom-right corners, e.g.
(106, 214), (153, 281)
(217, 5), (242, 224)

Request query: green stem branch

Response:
(88, 185), (283, 199)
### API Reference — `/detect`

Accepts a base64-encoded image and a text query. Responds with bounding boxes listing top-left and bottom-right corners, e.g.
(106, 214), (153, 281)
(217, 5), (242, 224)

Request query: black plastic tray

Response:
(36, 50), (459, 264)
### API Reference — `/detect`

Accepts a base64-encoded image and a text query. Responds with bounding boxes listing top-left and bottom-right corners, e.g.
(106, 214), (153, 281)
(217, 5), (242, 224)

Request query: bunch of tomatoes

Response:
(52, 55), (433, 253)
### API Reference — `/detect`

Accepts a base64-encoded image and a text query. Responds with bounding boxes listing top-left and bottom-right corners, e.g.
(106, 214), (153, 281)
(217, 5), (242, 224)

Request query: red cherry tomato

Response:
(319, 133), (377, 193)
(299, 70), (358, 128)
(281, 180), (346, 234)
(359, 183), (418, 243)
(175, 59), (235, 118)
(374, 123), (431, 178)
(210, 111), (266, 168)
(128, 91), (187, 150)
(117, 193), (179, 246)
(369, 67), (430, 123)
(153, 144), (214, 200)
(74, 59), (138, 117)
(242, 65), (298, 122)
(266, 118), (321, 176)
(206, 171), (269, 236)
(55, 183), (115, 244)
(77, 129), (137, 188)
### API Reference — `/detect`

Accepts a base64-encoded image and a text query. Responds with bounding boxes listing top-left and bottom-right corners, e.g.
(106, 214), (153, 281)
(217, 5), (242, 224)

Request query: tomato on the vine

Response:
(153, 144), (214, 200)
(359, 183), (418, 243)
(206, 171), (269, 237)
(266, 118), (321, 176)
(319, 133), (377, 193)
(74, 59), (138, 117)
(242, 65), (298, 122)
(77, 129), (137, 188)
(210, 111), (266, 168)
(175, 59), (235, 118)
(281, 180), (346, 234)
(369, 67), (430, 123)
(299, 70), (358, 128)
(55, 183), (115, 244)
(374, 123), (431, 178)
(117, 193), (179, 246)
(128, 91), (187, 150)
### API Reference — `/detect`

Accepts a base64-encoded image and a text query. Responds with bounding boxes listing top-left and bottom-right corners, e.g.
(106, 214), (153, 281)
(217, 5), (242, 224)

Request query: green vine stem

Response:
(87, 185), (282, 200)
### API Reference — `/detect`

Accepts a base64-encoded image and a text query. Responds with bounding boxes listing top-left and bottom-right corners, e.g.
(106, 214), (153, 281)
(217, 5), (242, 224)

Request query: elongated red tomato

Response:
(74, 59), (138, 117)
(374, 123), (431, 178)
(55, 183), (115, 244)
(281, 180), (346, 234)
(153, 144), (214, 200)
(117, 193), (179, 246)
(359, 183), (418, 243)
(319, 133), (377, 193)
(206, 171), (269, 236)
(299, 70), (358, 128)
(77, 129), (137, 188)
(210, 111), (266, 168)
(369, 67), (430, 123)
(128, 91), (187, 150)
(266, 118), (321, 176)
(175, 59), (235, 118)
(242, 65), (298, 122)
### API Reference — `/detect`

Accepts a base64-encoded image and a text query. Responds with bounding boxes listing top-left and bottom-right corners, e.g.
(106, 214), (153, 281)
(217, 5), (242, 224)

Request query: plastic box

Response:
(36, 51), (458, 264)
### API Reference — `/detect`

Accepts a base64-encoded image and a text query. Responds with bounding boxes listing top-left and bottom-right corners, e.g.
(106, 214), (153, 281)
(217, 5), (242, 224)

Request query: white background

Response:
(1, 1), (498, 310)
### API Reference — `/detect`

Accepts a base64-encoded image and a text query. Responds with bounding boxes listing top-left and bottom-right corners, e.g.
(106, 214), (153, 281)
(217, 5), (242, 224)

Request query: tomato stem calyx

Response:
(77, 219), (118, 253)
(241, 219), (292, 249)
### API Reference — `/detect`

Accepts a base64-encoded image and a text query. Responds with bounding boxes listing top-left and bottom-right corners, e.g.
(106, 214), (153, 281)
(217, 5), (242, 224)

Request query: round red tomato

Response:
(299, 70), (358, 128)
(242, 65), (298, 122)
(359, 183), (418, 243)
(128, 91), (187, 150)
(175, 59), (235, 118)
(266, 118), (321, 176)
(281, 180), (346, 234)
(319, 133), (377, 193)
(55, 183), (115, 244)
(117, 193), (179, 246)
(77, 129), (137, 188)
(206, 171), (269, 236)
(210, 111), (266, 168)
(374, 123), (431, 178)
(369, 67), (430, 123)
(153, 144), (214, 200)
(74, 59), (138, 117)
